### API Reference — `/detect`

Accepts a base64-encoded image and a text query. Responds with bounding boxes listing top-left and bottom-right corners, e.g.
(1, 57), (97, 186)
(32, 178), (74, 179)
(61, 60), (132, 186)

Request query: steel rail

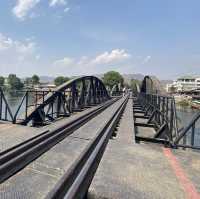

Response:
(45, 95), (129, 199)
(0, 98), (118, 183)
(0, 99), (116, 157)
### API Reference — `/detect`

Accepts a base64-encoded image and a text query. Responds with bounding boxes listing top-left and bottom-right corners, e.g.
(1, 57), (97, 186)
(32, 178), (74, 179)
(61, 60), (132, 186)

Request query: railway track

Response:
(0, 95), (128, 199)
(0, 97), (118, 183)
(46, 95), (129, 199)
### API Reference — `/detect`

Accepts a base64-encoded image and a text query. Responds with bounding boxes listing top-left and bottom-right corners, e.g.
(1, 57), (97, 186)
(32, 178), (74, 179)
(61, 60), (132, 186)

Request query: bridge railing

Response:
(174, 112), (200, 149)
(12, 76), (110, 126)
(0, 88), (14, 122)
(138, 93), (179, 142)
(13, 90), (49, 124)
(0, 76), (119, 127)
(110, 84), (123, 97)
(13, 89), (97, 123)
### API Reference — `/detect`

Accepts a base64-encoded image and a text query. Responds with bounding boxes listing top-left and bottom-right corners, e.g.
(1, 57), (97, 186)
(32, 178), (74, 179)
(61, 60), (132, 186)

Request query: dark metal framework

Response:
(174, 112), (200, 149)
(140, 76), (166, 95)
(0, 98), (118, 184)
(12, 76), (110, 126)
(110, 84), (123, 96)
(0, 88), (13, 122)
(137, 75), (200, 150)
(137, 93), (178, 142)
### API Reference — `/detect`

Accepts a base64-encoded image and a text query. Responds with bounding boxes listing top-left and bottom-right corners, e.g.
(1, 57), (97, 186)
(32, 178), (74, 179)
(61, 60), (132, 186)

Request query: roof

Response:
(177, 75), (198, 80)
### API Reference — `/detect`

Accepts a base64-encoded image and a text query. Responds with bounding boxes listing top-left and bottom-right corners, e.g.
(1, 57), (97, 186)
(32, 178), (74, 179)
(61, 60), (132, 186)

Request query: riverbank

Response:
(173, 94), (200, 110)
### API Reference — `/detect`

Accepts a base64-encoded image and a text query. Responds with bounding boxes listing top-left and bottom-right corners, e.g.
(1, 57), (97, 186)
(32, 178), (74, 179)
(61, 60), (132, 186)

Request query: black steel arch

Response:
(140, 76), (165, 94)
(20, 76), (110, 126)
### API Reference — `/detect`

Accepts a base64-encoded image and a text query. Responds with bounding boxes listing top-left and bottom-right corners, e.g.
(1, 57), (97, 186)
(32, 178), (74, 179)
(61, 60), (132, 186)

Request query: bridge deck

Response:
(0, 101), (111, 153)
(0, 98), (125, 198)
(0, 122), (46, 153)
(0, 98), (200, 198)
(89, 99), (200, 199)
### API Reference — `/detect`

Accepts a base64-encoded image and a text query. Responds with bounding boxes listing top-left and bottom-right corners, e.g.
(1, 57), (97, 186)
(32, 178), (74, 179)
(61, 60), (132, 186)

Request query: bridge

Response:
(0, 75), (199, 199)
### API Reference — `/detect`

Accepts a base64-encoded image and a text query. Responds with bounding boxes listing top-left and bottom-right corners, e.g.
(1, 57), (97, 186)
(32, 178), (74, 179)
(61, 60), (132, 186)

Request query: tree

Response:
(24, 77), (33, 86)
(7, 74), (24, 90)
(54, 76), (70, 86)
(32, 75), (40, 85)
(103, 71), (124, 89)
(0, 76), (5, 87)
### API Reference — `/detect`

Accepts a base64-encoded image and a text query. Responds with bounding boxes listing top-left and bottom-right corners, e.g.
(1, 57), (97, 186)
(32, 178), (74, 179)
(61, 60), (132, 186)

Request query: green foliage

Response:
(54, 76), (70, 86)
(32, 75), (40, 85)
(24, 77), (33, 86)
(0, 76), (5, 87)
(7, 74), (24, 90)
(103, 71), (124, 89)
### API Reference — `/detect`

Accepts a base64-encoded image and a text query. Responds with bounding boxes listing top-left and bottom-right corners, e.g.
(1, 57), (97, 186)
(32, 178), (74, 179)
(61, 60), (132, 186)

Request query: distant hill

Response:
(39, 76), (55, 83)
(122, 74), (144, 84)
(160, 80), (173, 88)
(123, 74), (144, 81)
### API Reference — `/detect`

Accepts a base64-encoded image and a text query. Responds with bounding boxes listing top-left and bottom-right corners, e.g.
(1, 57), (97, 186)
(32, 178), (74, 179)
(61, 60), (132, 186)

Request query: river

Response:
(176, 105), (199, 126)
(2, 91), (35, 121)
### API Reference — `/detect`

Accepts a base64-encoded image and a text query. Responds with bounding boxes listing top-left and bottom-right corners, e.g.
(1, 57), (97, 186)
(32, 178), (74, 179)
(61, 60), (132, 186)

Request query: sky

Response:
(0, 0), (200, 79)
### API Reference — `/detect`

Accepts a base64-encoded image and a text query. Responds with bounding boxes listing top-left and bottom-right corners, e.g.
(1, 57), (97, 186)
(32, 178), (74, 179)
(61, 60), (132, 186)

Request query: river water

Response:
(2, 91), (35, 121)
(4, 92), (25, 113)
(176, 105), (200, 146)
(176, 105), (199, 127)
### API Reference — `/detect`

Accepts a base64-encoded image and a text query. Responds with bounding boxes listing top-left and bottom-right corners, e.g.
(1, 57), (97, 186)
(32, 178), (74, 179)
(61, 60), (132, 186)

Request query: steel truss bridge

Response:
(0, 75), (128, 198)
(0, 75), (199, 198)
(134, 75), (200, 150)
(0, 76), (110, 126)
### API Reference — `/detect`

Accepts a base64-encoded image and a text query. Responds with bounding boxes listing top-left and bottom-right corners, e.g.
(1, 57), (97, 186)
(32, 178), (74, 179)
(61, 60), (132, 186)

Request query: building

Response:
(166, 75), (200, 93)
(34, 82), (56, 90)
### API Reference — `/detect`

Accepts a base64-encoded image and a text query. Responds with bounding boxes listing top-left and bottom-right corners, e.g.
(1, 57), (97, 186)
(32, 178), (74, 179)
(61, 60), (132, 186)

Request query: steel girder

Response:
(20, 76), (110, 126)
(140, 76), (166, 95)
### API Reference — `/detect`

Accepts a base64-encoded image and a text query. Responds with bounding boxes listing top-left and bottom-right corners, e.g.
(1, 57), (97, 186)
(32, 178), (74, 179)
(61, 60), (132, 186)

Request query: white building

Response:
(166, 76), (200, 93)
(34, 82), (56, 90)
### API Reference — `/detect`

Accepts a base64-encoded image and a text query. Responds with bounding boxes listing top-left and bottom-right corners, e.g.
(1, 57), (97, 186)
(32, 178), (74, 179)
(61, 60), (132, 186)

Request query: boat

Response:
(191, 100), (200, 109)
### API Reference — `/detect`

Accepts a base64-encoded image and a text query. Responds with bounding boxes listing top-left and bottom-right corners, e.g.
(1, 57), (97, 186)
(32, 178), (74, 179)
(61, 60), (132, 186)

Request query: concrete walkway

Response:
(88, 99), (200, 199)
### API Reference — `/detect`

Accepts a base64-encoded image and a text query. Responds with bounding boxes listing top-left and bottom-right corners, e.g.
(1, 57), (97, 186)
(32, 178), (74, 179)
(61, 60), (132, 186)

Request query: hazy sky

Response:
(0, 0), (200, 79)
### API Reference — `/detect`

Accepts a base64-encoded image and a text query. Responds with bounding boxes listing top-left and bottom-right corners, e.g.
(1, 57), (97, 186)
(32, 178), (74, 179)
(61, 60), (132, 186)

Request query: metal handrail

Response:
(138, 93), (179, 142)
(172, 97), (179, 138)
(174, 111), (200, 148)
(13, 92), (27, 123)
(0, 88), (14, 121)
(0, 76), (111, 126)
